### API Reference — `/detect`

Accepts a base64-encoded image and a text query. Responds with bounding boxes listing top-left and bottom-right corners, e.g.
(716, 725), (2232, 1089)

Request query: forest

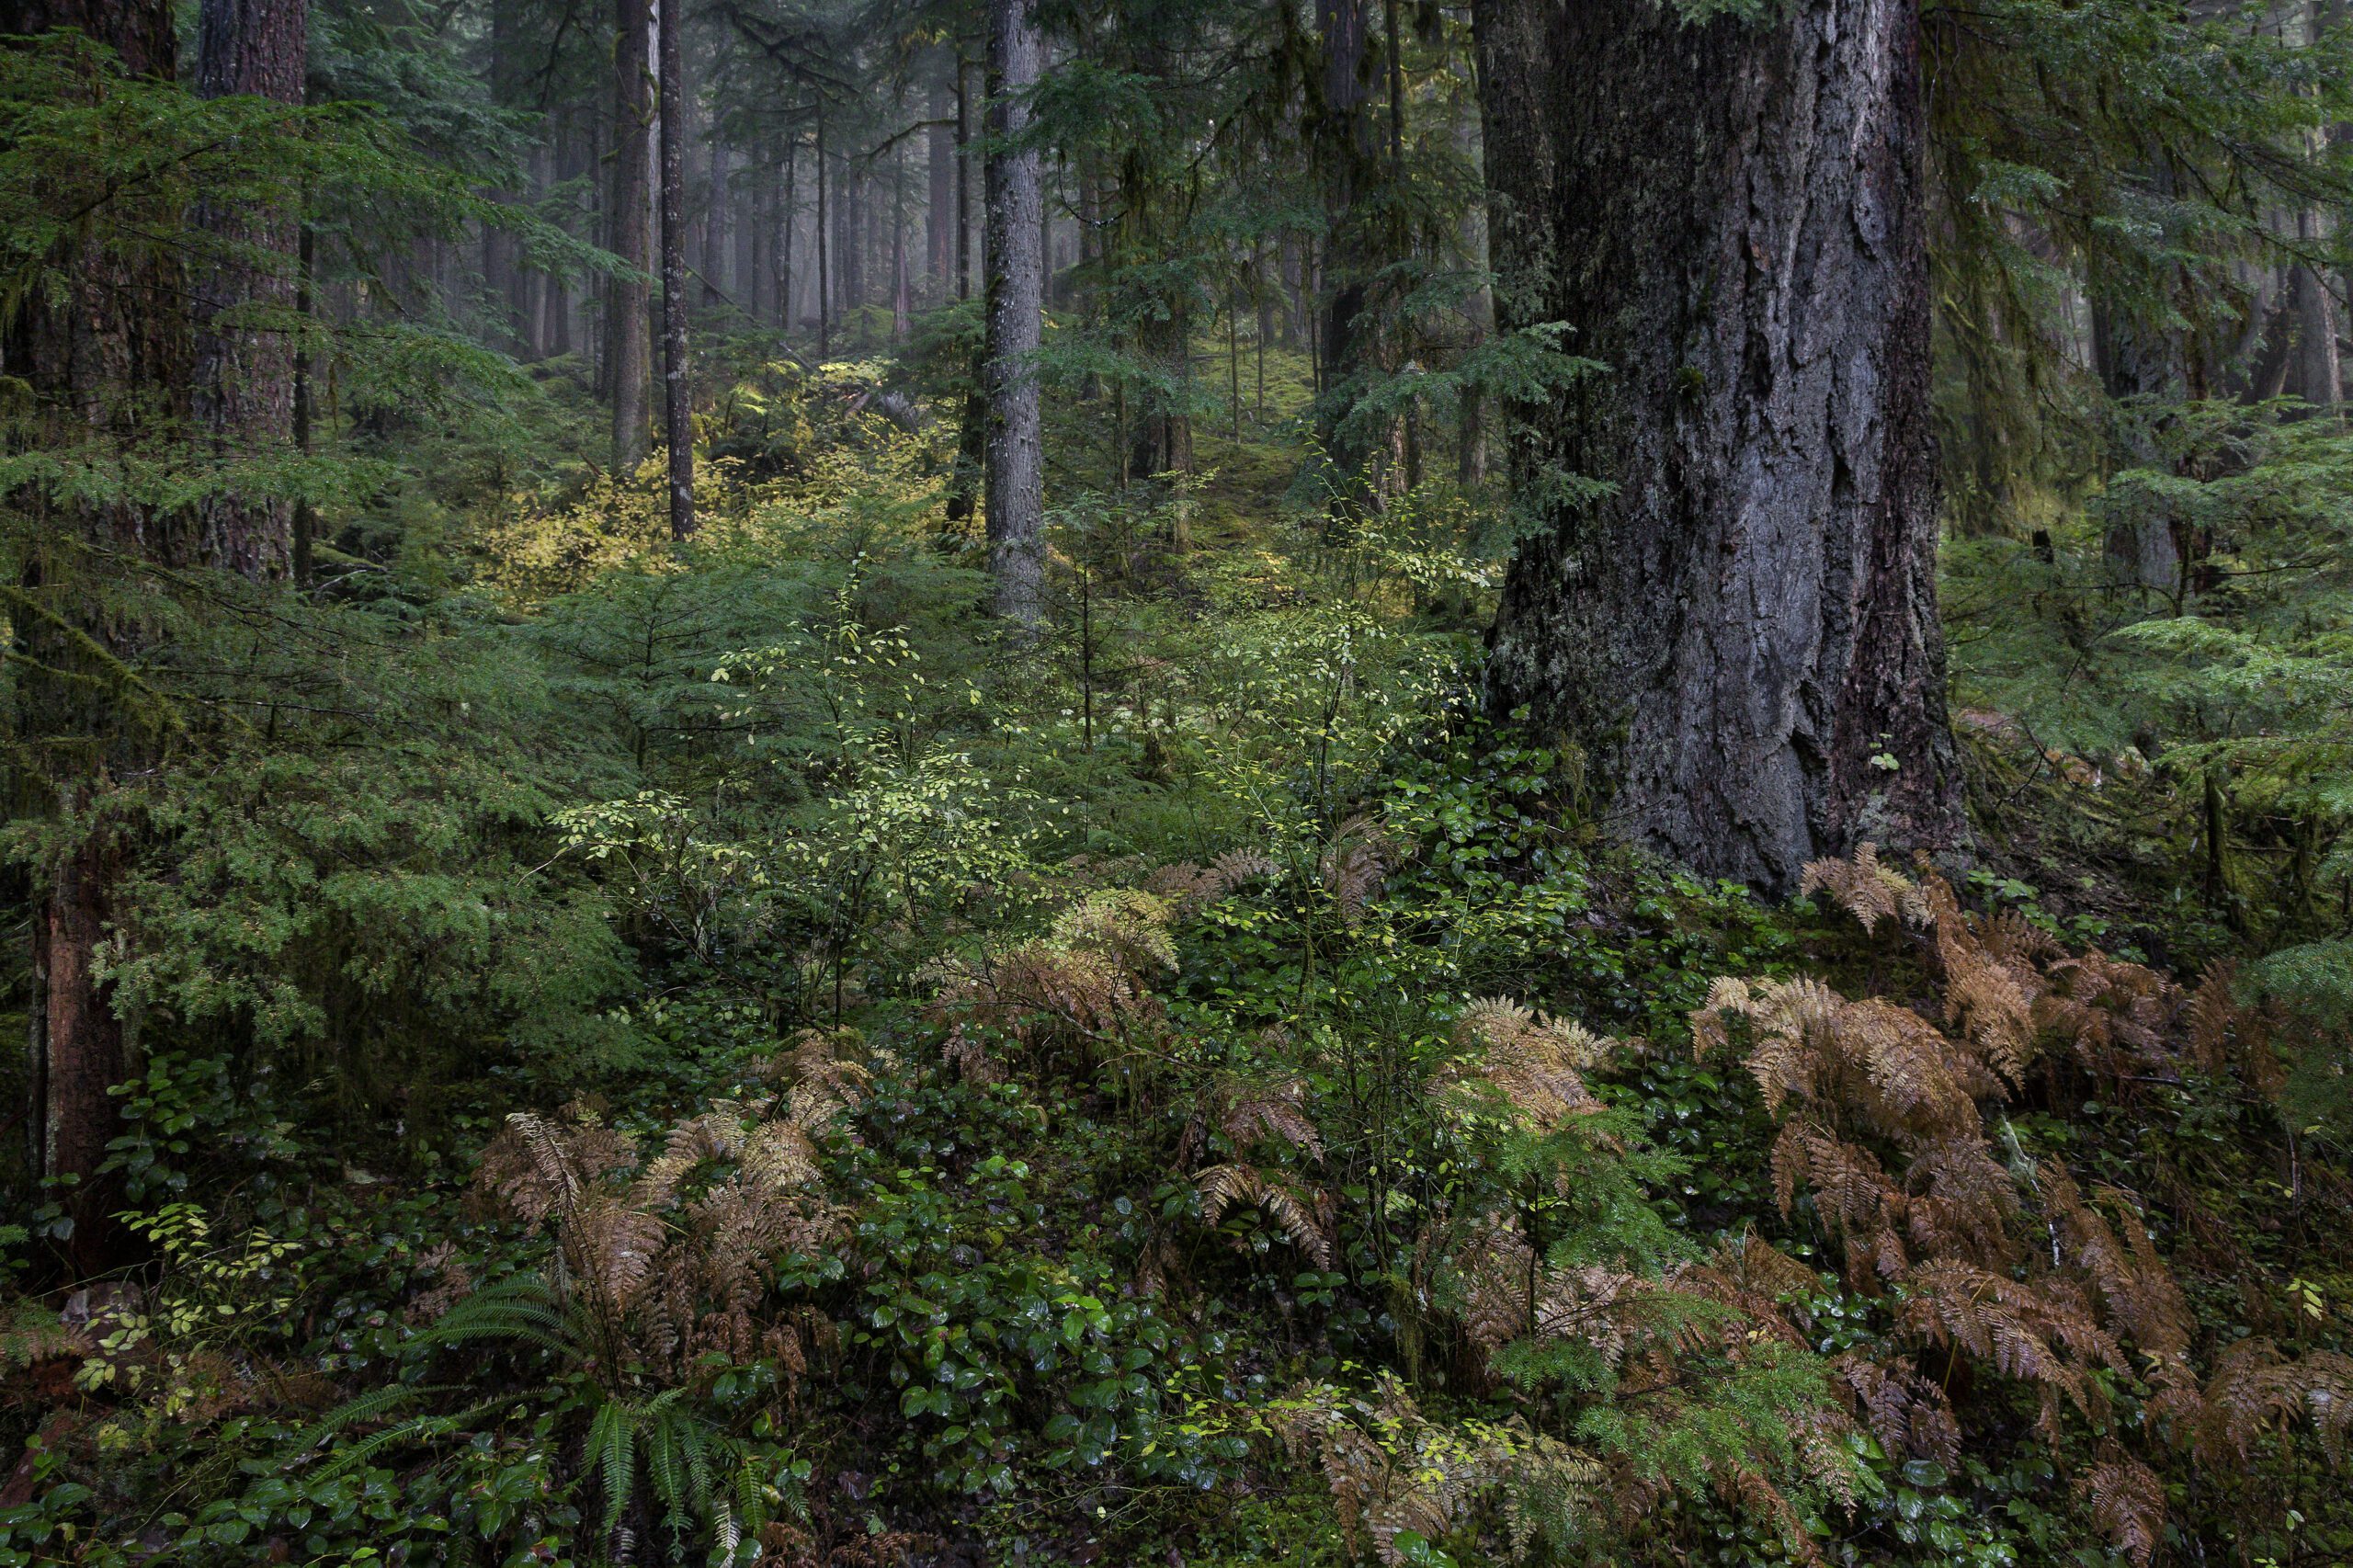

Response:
(3, 0), (2353, 1562)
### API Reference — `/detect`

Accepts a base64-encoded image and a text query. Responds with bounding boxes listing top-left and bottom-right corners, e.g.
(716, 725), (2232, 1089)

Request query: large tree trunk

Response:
(1477, 0), (1964, 892)
(1314, 0), (1379, 506)
(658, 0), (693, 539)
(608, 0), (654, 472)
(190, 0), (304, 581)
(983, 0), (1045, 624)
(2289, 203), (2341, 414)
(6, 0), (185, 1275)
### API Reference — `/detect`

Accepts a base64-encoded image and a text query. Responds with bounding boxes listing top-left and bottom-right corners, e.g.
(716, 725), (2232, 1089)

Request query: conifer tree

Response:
(983, 0), (1044, 624)
(7, 0), (186, 1273)
(190, 0), (304, 580)
(1477, 0), (1966, 891)
(608, 0), (654, 472)
(658, 0), (693, 539)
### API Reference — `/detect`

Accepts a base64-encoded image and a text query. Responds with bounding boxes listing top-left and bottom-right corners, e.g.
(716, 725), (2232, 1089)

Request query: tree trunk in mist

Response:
(2089, 297), (2185, 593)
(840, 159), (864, 334)
(816, 108), (832, 355)
(548, 116), (585, 359)
(893, 139), (912, 341)
(191, 0), (305, 581)
(958, 58), (976, 301)
(658, 0), (693, 539)
(755, 172), (778, 324)
(704, 141), (730, 303)
(608, 0), (654, 472)
(6, 0), (185, 1275)
(929, 66), (956, 296)
(737, 154), (760, 306)
(984, 0), (1046, 624)
(780, 139), (798, 332)
(483, 3), (525, 351)
(1477, 0), (1965, 892)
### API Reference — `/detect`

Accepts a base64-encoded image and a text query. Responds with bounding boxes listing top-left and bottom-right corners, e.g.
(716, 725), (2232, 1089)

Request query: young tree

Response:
(1477, 0), (1966, 891)
(608, 0), (654, 472)
(983, 0), (1044, 624)
(658, 0), (693, 539)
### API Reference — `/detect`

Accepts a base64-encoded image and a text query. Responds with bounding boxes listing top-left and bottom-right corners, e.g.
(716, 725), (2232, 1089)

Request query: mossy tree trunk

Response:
(8, 0), (186, 1273)
(983, 0), (1045, 623)
(1476, 0), (1965, 892)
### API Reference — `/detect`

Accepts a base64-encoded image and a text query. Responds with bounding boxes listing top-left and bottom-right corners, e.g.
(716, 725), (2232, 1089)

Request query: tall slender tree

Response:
(928, 57), (955, 296)
(983, 0), (1045, 623)
(1476, 0), (1965, 890)
(608, 0), (654, 472)
(658, 0), (694, 539)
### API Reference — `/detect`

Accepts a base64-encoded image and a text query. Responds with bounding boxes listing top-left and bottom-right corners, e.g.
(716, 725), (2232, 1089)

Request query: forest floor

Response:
(0, 335), (2347, 1568)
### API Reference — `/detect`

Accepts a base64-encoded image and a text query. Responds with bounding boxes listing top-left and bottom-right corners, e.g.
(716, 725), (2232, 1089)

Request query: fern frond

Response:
(1321, 814), (1395, 926)
(2078, 1455), (2165, 1567)
(1195, 1162), (1336, 1267)
(1800, 843), (1927, 934)
(587, 1399), (634, 1540)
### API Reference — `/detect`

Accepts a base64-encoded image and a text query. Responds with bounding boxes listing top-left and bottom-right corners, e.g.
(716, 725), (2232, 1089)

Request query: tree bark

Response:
(190, 0), (305, 581)
(658, 0), (693, 539)
(6, 0), (185, 1276)
(1477, 0), (1965, 892)
(1314, 0), (1394, 510)
(2289, 224), (2341, 413)
(984, 0), (1046, 624)
(608, 0), (654, 472)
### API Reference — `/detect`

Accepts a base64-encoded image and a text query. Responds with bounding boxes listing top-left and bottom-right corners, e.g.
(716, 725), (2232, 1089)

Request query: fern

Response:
(2078, 1455), (2166, 1568)
(1699, 846), (2353, 1555)
(1194, 1161), (1336, 1267)
(1800, 841), (1930, 934)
